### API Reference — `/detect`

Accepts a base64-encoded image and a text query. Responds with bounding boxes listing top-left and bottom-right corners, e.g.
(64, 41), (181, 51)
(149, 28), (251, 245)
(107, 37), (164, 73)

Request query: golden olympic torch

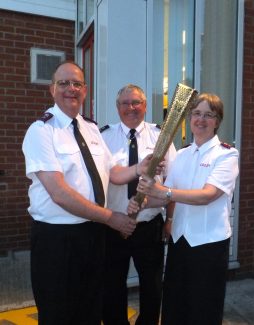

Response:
(129, 83), (198, 220)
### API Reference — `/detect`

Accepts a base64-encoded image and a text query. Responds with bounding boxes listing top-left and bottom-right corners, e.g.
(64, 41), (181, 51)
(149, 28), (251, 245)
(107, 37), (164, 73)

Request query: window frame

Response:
(30, 48), (65, 85)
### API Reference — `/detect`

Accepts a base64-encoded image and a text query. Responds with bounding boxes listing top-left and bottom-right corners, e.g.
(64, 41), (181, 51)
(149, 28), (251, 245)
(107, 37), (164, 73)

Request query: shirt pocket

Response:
(89, 144), (107, 174)
(56, 143), (80, 155)
(89, 144), (104, 157)
(113, 150), (127, 166)
(55, 142), (82, 173)
(140, 147), (155, 160)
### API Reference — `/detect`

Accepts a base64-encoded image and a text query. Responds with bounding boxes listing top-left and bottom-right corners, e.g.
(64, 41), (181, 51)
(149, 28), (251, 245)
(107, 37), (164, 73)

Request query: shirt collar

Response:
(193, 135), (220, 155)
(120, 121), (145, 137)
(190, 143), (199, 154)
(50, 104), (73, 128)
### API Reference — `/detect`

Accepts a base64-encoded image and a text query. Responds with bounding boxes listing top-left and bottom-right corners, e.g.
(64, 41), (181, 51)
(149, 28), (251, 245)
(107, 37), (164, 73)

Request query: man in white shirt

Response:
(22, 63), (151, 325)
(101, 84), (176, 325)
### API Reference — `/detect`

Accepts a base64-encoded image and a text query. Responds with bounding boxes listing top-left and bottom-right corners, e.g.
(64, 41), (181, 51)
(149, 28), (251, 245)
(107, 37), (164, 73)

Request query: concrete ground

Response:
(0, 251), (254, 324)
(223, 279), (254, 325)
(128, 278), (254, 325)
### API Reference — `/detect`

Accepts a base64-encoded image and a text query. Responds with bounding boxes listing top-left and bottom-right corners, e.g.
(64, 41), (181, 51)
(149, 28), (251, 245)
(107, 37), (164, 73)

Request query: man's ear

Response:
(49, 83), (55, 97)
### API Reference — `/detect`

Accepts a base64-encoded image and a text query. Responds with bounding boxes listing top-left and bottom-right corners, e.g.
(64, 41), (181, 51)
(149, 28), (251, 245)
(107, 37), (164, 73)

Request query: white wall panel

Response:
(96, 0), (147, 127)
(0, 0), (75, 20)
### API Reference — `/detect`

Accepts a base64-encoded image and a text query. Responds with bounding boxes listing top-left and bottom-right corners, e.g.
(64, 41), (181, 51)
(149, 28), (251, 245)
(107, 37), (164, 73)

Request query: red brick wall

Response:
(235, 0), (254, 277)
(0, 10), (74, 255)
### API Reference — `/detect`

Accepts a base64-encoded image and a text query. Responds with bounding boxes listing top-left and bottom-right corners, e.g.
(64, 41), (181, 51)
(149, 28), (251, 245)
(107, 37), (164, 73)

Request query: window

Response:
(152, 0), (194, 149)
(196, 0), (239, 265)
(197, 0), (238, 145)
(77, 0), (94, 36)
(82, 28), (94, 119)
(30, 48), (65, 84)
(77, 0), (85, 35)
(153, 0), (238, 148)
(152, 0), (241, 266)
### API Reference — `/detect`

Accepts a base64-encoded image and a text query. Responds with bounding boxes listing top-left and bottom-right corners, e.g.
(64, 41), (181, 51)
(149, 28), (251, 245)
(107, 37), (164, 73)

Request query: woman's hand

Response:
(137, 174), (167, 200)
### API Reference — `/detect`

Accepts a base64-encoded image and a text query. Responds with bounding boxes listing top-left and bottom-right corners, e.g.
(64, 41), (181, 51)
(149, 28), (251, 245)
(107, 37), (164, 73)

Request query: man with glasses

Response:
(22, 63), (157, 325)
(100, 84), (176, 325)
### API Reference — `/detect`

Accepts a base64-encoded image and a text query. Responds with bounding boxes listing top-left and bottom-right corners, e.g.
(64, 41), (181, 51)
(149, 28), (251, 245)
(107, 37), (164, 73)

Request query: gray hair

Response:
(116, 84), (146, 106)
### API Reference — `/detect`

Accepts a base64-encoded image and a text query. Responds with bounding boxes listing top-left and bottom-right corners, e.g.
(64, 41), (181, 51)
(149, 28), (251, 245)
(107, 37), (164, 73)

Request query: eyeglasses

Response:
(54, 80), (86, 91)
(191, 111), (217, 120)
(118, 100), (144, 108)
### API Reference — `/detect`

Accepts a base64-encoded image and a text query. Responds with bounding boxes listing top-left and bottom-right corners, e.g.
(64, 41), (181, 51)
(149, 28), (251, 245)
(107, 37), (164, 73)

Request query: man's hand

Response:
(127, 196), (147, 215)
(137, 154), (165, 176)
(106, 211), (136, 237)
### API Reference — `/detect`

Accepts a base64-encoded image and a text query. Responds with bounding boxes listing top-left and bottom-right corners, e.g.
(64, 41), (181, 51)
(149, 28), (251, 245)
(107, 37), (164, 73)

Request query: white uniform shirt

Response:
(101, 121), (177, 222)
(164, 135), (239, 247)
(22, 104), (114, 224)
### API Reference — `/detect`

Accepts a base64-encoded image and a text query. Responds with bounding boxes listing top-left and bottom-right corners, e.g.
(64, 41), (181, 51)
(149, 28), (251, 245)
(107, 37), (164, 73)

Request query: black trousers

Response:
(161, 236), (230, 325)
(31, 220), (106, 325)
(102, 214), (164, 325)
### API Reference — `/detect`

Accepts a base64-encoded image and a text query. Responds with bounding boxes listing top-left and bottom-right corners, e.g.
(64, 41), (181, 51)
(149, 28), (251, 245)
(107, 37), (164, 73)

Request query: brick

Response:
(0, 9), (74, 253)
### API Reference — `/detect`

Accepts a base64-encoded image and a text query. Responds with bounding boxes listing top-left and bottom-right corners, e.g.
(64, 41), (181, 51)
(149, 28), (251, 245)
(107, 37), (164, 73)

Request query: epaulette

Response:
(100, 125), (110, 133)
(181, 143), (191, 149)
(155, 124), (161, 129)
(38, 112), (53, 123)
(221, 142), (232, 149)
(81, 115), (97, 125)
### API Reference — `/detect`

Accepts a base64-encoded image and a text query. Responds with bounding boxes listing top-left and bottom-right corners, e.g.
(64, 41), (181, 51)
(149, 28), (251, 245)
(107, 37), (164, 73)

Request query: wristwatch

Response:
(166, 187), (172, 200)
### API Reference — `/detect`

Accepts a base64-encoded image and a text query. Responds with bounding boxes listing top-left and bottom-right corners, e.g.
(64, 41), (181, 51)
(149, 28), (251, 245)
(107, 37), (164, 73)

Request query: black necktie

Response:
(128, 128), (139, 199)
(72, 118), (105, 207)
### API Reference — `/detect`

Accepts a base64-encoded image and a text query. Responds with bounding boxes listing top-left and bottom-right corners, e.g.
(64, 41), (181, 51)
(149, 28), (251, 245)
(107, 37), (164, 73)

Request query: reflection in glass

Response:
(77, 0), (84, 35)
(86, 0), (94, 23)
(77, 0), (94, 36)
(84, 48), (91, 117)
(152, 0), (194, 148)
(200, 0), (237, 144)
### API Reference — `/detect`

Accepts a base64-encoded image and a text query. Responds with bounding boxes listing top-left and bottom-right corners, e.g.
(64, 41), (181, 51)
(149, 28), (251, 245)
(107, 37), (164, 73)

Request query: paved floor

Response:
(128, 278), (254, 325)
(0, 306), (136, 324)
(0, 277), (253, 324)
